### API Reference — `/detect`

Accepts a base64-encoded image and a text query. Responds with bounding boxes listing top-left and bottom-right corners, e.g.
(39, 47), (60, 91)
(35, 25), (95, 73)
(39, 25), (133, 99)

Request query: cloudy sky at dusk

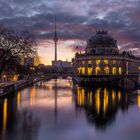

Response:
(0, 0), (140, 65)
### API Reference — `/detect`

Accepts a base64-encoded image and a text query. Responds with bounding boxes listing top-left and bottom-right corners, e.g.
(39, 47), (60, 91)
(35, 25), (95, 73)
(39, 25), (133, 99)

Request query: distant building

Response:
(52, 60), (72, 73)
(73, 30), (140, 86)
(51, 16), (73, 74)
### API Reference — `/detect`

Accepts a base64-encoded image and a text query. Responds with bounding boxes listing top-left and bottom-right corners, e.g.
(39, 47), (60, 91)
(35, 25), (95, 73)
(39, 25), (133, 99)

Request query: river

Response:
(0, 78), (140, 140)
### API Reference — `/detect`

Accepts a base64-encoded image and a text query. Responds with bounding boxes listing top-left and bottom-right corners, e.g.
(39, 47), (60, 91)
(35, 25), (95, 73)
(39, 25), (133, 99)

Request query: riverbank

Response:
(0, 76), (51, 97)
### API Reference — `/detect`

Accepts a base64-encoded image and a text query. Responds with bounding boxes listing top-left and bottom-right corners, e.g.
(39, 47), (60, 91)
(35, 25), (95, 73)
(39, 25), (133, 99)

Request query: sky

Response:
(0, 0), (140, 65)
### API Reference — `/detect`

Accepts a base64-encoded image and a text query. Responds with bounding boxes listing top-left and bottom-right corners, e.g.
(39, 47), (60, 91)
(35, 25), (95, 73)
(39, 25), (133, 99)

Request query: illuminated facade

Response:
(73, 30), (140, 85)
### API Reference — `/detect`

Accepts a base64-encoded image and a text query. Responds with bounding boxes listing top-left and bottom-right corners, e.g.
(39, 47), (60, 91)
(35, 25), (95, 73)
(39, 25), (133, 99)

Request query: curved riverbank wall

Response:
(0, 77), (51, 97)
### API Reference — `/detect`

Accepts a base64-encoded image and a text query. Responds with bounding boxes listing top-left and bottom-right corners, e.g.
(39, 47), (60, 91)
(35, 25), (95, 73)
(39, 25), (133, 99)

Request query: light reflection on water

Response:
(0, 79), (140, 140)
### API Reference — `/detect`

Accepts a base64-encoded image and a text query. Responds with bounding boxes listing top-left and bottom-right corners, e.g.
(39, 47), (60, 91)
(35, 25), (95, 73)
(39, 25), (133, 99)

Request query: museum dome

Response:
(86, 30), (119, 54)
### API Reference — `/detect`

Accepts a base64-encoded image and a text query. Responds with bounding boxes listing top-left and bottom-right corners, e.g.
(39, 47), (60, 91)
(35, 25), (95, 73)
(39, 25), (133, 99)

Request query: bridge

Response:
(45, 73), (72, 79)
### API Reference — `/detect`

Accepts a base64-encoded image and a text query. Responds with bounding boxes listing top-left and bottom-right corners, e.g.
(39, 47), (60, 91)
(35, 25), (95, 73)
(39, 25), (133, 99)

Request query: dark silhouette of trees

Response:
(0, 26), (37, 78)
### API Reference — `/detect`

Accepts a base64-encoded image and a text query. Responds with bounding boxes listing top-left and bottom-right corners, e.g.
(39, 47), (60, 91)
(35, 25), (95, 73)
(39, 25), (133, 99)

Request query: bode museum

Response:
(73, 30), (140, 87)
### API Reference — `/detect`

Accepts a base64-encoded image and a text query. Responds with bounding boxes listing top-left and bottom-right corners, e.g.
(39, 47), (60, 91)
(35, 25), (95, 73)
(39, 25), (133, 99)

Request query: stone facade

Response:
(73, 31), (140, 78)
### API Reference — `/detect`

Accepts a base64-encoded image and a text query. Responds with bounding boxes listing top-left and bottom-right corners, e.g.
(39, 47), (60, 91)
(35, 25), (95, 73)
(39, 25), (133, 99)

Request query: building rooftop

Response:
(87, 30), (117, 49)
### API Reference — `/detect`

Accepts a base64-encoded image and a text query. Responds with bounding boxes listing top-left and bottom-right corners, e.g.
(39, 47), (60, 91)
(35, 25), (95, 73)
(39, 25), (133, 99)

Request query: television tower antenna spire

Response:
(53, 15), (58, 62)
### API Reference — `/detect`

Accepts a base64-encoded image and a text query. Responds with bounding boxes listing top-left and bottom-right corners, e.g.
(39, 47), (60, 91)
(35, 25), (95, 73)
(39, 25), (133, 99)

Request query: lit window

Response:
(112, 67), (117, 75)
(77, 67), (81, 74)
(82, 61), (85, 65)
(104, 60), (108, 64)
(113, 60), (116, 64)
(96, 60), (100, 65)
(87, 67), (92, 75)
(104, 67), (109, 75)
(118, 67), (122, 75)
(95, 67), (100, 75)
(88, 60), (92, 64)
(81, 67), (85, 75)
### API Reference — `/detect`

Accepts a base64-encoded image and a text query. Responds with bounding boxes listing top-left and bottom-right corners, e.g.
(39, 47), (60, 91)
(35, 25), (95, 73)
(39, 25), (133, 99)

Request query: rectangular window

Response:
(88, 60), (92, 64)
(113, 60), (116, 64)
(82, 61), (85, 65)
(96, 60), (100, 65)
(104, 60), (108, 64)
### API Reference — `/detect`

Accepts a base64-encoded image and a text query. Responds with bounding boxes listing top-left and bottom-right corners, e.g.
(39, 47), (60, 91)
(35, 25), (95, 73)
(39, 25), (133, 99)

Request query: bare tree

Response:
(0, 26), (37, 78)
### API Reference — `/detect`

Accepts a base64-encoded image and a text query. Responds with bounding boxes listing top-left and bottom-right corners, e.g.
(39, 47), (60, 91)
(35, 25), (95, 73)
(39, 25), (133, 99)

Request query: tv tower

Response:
(53, 16), (58, 62)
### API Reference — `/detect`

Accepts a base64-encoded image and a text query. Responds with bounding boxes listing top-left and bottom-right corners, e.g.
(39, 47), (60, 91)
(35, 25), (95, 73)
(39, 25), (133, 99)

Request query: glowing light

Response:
(118, 67), (122, 75)
(12, 75), (18, 81)
(81, 89), (85, 106)
(3, 99), (7, 133)
(17, 91), (21, 110)
(96, 60), (100, 65)
(112, 90), (116, 105)
(104, 60), (108, 64)
(138, 93), (140, 108)
(118, 90), (121, 102)
(95, 67), (100, 75)
(3, 75), (6, 78)
(77, 87), (85, 106)
(88, 60), (92, 64)
(103, 88), (108, 114)
(112, 67), (117, 75)
(95, 88), (100, 114)
(77, 67), (81, 74)
(77, 87), (81, 106)
(87, 67), (92, 75)
(104, 67), (109, 75)
(81, 67), (85, 75)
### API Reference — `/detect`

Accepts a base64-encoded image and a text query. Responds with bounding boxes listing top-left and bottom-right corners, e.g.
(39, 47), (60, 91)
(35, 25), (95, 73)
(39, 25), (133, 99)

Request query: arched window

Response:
(104, 67), (109, 75)
(112, 67), (117, 75)
(87, 67), (92, 75)
(81, 67), (85, 75)
(118, 67), (122, 75)
(95, 67), (100, 75)
(77, 67), (81, 74)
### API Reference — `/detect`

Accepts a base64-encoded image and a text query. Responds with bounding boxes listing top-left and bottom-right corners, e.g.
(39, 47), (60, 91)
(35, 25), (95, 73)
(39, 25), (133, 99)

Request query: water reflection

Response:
(0, 79), (139, 140)
(54, 79), (58, 126)
(2, 98), (7, 134)
(138, 94), (140, 108)
(17, 91), (21, 110)
(75, 86), (137, 129)
(30, 87), (36, 107)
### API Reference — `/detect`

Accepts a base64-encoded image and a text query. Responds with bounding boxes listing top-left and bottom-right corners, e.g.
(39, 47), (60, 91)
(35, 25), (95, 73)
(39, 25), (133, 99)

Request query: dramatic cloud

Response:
(0, 0), (139, 64)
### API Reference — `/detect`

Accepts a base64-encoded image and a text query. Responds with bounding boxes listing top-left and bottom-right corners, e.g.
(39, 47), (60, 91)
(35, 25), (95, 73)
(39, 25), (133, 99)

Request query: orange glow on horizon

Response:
(37, 39), (82, 65)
